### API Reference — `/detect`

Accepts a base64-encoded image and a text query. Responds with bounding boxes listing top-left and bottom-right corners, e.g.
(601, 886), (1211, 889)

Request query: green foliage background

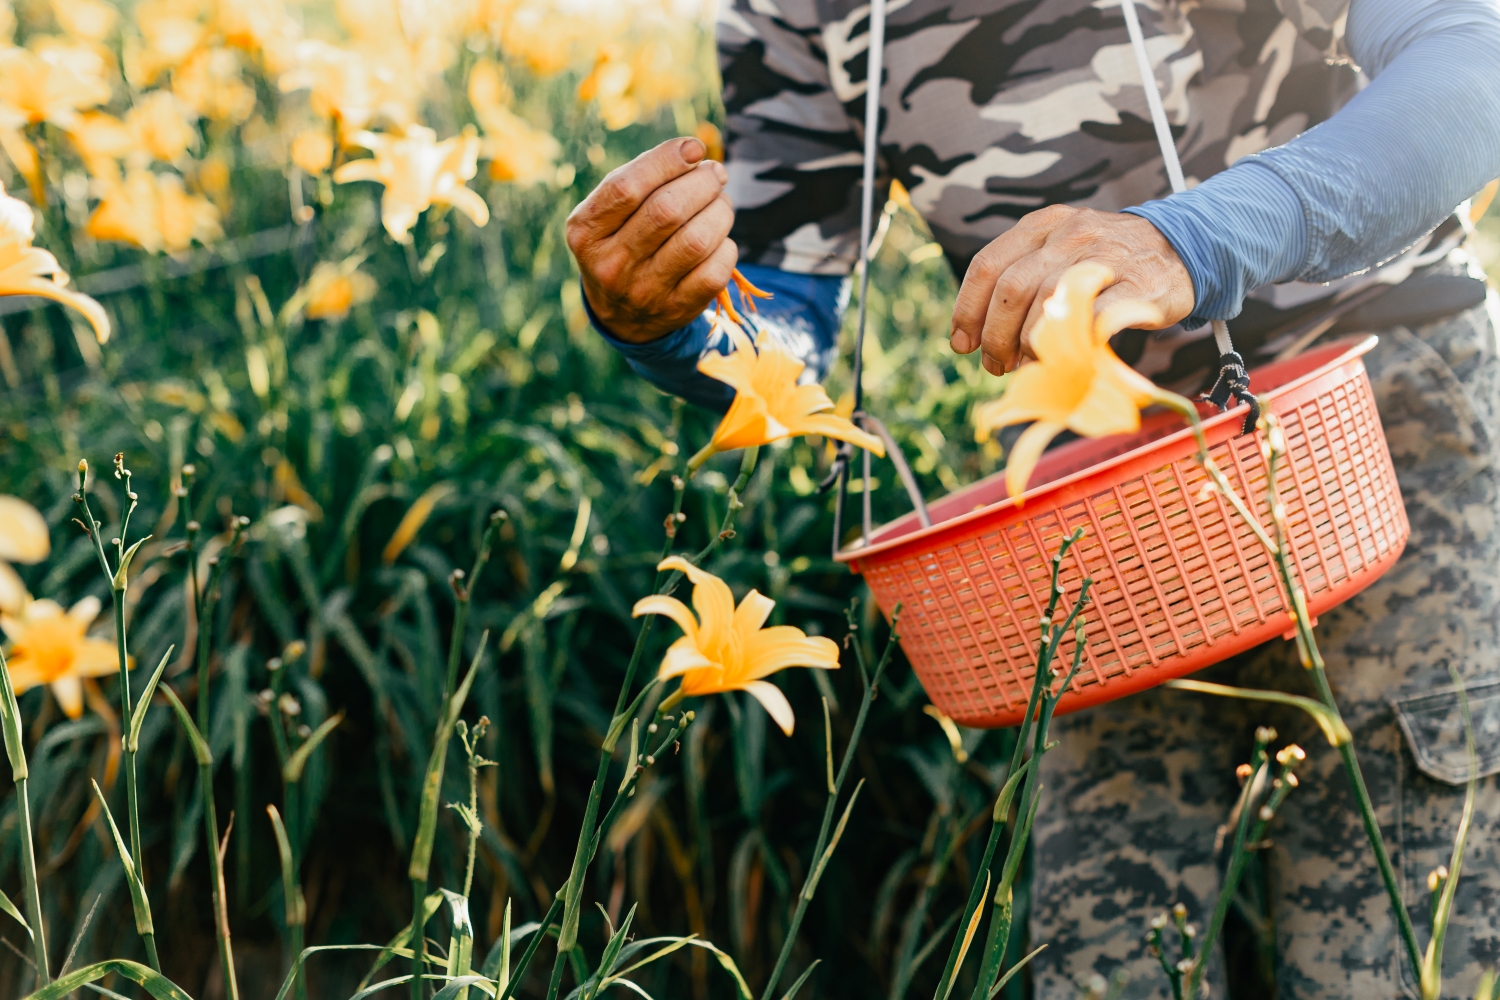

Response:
(0, 53), (1044, 999)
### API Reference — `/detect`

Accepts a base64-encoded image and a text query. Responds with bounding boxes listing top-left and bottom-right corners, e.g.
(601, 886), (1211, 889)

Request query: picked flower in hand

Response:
(633, 557), (839, 734)
(972, 262), (1178, 501)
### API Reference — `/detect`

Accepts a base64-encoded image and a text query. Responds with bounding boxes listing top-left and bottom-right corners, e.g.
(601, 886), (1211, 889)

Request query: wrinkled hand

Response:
(949, 205), (1194, 374)
(566, 136), (737, 345)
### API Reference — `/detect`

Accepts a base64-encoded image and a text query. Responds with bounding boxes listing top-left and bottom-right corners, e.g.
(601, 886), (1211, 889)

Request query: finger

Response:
(980, 254), (1051, 374)
(569, 137), (707, 245)
(673, 238), (739, 315)
(642, 193), (734, 288)
(1094, 284), (1168, 340)
(950, 214), (1058, 354)
(612, 159), (728, 261)
(1015, 273), (1062, 363)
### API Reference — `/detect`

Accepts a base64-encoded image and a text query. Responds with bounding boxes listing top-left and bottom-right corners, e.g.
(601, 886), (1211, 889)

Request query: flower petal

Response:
(75, 638), (121, 677)
(658, 636), (717, 681)
(68, 594), (102, 628)
(441, 184), (490, 228)
(743, 627), (840, 679)
(0, 276), (110, 343)
(631, 594), (698, 645)
(331, 158), (381, 184)
(50, 675), (83, 719)
(972, 364), (1074, 442)
(0, 495), (48, 563)
(1005, 420), (1066, 501)
(742, 680), (796, 736)
(794, 413), (886, 457)
(4, 654), (43, 692)
(0, 560), (24, 615)
(732, 589), (776, 641)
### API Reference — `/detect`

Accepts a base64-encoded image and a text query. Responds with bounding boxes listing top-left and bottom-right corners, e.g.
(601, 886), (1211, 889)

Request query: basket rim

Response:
(835, 334), (1379, 564)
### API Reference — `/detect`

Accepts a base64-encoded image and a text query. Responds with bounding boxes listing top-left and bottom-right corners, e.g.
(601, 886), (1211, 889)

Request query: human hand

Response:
(949, 205), (1194, 374)
(566, 136), (737, 345)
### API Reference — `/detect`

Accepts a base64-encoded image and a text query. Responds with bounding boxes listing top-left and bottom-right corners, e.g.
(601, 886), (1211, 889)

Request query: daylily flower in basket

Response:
(0, 182), (110, 342)
(633, 557), (839, 734)
(0, 496), (49, 616)
(972, 261), (1173, 501)
(1, 595), (125, 719)
(689, 279), (885, 470)
(332, 125), (489, 241)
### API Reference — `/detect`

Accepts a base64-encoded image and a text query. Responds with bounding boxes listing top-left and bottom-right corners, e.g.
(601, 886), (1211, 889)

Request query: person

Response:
(565, 0), (1500, 995)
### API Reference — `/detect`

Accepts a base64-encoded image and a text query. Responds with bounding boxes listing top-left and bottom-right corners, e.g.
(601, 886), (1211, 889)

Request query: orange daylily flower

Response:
(332, 125), (489, 241)
(51, 0), (120, 42)
(468, 60), (559, 185)
(0, 496), (49, 615)
(0, 40), (111, 130)
(172, 48), (257, 124)
(689, 312), (886, 471)
(633, 556), (839, 735)
(290, 128), (333, 174)
(301, 260), (375, 320)
(0, 182), (110, 342)
(124, 89), (199, 163)
(2, 596), (122, 719)
(972, 262), (1170, 501)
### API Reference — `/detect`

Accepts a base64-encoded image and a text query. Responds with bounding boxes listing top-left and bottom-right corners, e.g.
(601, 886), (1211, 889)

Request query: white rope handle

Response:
(1118, 0), (1234, 357)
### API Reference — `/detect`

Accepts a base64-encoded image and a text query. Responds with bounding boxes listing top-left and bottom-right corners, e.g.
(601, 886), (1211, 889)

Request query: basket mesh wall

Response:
(858, 356), (1409, 728)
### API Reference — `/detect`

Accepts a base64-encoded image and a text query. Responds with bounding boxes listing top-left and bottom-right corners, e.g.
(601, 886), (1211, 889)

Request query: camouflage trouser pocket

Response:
(1391, 678), (1500, 785)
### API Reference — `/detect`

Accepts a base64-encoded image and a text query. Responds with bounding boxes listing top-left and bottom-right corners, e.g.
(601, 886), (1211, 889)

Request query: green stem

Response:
(16, 778), (48, 986)
(1184, 742), (1271, 997)
(759, 604), (901, 1000)
(497, 897), (562, 1000)
(202, 762), (240, 1000)
(410, 876), (428, 1000)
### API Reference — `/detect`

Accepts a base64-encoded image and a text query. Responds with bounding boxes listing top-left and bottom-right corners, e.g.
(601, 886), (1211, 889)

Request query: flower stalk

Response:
(72, 456), (159, 972)
(0, 646), (47, 986)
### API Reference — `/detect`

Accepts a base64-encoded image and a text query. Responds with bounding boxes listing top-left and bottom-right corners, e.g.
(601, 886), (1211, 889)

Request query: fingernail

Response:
(711, 161), (728, 184)
(681, 137), (706, 163)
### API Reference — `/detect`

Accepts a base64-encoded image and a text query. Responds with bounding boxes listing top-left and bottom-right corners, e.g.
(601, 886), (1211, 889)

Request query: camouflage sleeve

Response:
(719, 0), (870, 276)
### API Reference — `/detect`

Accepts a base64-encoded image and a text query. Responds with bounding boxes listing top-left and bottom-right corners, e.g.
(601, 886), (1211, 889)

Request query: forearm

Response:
(1128, 4), (1500, 328)
(590, 264), (848, 411)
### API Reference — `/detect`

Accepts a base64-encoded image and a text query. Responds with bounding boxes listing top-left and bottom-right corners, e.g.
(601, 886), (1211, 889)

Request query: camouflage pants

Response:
(1032, 293), (1500, 999)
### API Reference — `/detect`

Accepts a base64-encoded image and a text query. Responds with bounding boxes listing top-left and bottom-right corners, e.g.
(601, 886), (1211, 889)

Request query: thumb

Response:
(1093, 286), (1166, 343)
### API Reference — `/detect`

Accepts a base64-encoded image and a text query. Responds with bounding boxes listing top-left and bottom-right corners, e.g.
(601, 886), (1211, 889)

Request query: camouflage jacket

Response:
(721, 0), (1357, 278)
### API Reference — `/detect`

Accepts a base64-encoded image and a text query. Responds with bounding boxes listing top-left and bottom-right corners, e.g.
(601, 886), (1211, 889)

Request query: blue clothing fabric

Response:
(1128, 0), (1500, 329)
(595, 264), (848, 413)
(598, 0), (1500, 403)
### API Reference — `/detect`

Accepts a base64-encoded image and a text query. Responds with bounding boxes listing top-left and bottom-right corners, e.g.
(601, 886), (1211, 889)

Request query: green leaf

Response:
(582, 903), (636, 1000)
(603, 937), (751, 1000)
(89, 780), (152, 937)
(1164, 679), (1352, 746)
(358, 893), (444, 989)
(0, 884), (30, 938)
(441, 888), (475, 1000)
(112, 535), (152, 592)
(802, 779), (864, 900)
(410, 632), (488, 881)
(992, 756), (1035, 823)
(127, 646), (175, 754)
(778, 960), (820, 1000)
(283, 711), (344, 783)
(984, 944), (1047, 1000)
(266, 805), (305, 928)
(24, 959), (192, 1000)
(432, 976), (496, 1000)
(159, 684), (210, 766)
(0, 647), (27, 781)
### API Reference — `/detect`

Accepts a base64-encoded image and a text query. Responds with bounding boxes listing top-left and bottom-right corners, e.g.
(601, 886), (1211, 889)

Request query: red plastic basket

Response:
(836, 336), (1409, 728)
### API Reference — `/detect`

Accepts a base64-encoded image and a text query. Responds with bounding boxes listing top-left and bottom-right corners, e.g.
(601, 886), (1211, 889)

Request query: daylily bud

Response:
(1255, 726), (1277, 744)
(1235, 763), (1253, 783)
(1428, 866), (1449, 893)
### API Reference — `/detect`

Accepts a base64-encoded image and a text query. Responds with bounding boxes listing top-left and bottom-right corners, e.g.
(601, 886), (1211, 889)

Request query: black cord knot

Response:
(1200, 351), (1260, 435)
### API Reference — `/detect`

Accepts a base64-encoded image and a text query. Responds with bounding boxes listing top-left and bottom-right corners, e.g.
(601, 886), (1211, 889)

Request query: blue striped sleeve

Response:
(1126, 0), (1500, 329)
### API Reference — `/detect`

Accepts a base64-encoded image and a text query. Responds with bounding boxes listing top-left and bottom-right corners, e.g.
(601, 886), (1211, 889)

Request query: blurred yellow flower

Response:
(972, 262), (1167, 501)
(125, 89), (198, 163)
(468, 60), (558, 185)
(87, 167), (223, 253)
(0, 496), (49, 616)
(0, 127), (42, 202)
(332, 125), (488, 241)
(130, 0), (207, 83)
(579, 36), (696, 130)
(215, 0), (300, 65)
(633, 556), (839, 735)
(690, 322), (885, 470)
(173, 47), (256, 123)
(1, 596), (122, 719)
(290, 128), (333, 174)
(0, 182), (110, 341)
(0, 40), (112, 130)
(302, 260), (375, 320)
(279, 40), (411, 131)
(51, 0), (119, 42)
(67, 110), (133, 171)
